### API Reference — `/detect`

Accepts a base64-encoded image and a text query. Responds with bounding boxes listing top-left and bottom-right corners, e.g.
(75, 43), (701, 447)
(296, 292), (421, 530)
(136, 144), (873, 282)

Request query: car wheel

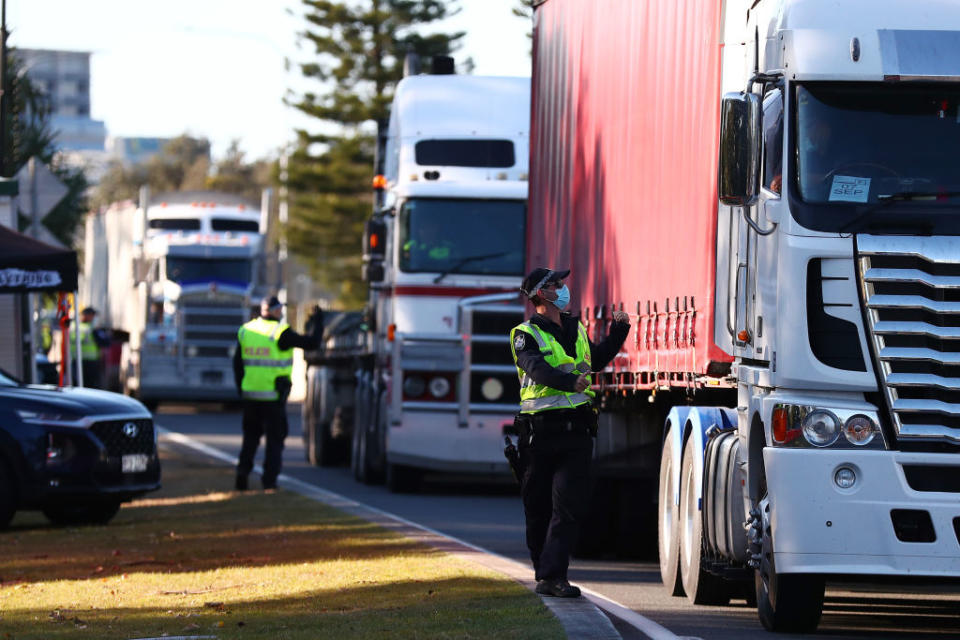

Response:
(658, 422), (684, 596)
(0, 458), (16, 529)
(43, 500), (122, 526)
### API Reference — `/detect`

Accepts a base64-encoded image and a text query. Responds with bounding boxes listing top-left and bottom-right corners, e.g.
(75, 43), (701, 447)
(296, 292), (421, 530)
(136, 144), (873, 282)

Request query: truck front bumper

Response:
(765, 447), (960, 577)
(387, 409), (513, 474)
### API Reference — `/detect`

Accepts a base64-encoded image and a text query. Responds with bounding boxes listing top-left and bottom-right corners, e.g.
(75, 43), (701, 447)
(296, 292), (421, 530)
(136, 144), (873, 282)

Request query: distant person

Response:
(509, 267), (629, 598)
(68, 307), (109, 388)
(233, 297), (323, 491)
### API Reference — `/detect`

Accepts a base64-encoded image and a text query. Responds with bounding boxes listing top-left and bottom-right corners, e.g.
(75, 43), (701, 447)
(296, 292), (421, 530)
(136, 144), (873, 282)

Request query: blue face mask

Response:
(553, 285), (570, 311)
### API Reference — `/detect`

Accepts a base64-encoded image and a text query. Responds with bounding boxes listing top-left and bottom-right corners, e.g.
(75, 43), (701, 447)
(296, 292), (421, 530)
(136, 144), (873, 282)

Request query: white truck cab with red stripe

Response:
(302, 69), (530, 492)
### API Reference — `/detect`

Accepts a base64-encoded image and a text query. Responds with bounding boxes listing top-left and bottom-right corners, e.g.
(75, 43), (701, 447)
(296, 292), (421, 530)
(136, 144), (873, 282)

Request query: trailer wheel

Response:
(679, 435), (731, 605)
(658, 422), (683, 596)
(753, 493), (824, 632)
(0, 458), (16, 529)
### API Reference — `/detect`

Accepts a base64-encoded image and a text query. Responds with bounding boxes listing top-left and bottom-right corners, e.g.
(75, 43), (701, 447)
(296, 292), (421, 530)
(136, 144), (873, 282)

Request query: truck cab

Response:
(305, 74), (531, 491)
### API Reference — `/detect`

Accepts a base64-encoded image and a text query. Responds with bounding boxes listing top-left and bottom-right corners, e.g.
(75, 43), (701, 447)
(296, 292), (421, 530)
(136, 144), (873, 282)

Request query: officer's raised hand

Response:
(574, 373), (590, 392)
(612, 310), (630, 325)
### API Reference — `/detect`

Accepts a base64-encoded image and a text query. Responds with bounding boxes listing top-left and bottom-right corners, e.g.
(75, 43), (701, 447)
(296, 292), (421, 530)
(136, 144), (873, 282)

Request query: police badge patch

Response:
(514, 333), (525, 351)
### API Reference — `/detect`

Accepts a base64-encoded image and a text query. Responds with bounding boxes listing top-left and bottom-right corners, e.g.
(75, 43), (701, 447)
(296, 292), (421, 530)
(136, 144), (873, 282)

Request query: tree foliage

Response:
(92, 135), (211, 208)
(92, 136), (274, 210)
(6, 49), (89, 247)
(288, 0), (463, 307)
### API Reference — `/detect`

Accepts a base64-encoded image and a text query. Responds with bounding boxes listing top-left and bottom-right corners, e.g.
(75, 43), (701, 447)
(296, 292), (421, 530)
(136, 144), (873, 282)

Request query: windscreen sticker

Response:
(828, 175), (871, 203)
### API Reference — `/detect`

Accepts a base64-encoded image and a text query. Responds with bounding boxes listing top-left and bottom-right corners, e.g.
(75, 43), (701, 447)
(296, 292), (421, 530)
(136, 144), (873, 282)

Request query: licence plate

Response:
(122, 454), (149, 473)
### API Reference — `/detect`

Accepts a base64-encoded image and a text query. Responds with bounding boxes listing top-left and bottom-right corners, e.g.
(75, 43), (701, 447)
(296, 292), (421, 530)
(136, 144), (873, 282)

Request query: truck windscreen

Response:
(790, 83), (960, 233)
(165, 257), (252, 286)
(398, 198), (525, 276)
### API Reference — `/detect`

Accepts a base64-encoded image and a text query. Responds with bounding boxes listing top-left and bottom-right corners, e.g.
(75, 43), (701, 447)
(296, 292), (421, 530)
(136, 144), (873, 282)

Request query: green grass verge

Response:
(0, 445), (562, 639)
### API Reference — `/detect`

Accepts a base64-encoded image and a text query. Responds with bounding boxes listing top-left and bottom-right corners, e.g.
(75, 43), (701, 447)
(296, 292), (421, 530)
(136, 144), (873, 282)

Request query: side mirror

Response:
(718, 92), (761, 207)
(363, 217), (387, 261)
(362, 260), (385, 283)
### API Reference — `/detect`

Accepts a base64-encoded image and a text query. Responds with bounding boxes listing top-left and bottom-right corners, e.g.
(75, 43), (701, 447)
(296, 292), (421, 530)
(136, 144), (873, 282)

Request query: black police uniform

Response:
(513, 311), (629, 585)
(233, 309), (323, 489)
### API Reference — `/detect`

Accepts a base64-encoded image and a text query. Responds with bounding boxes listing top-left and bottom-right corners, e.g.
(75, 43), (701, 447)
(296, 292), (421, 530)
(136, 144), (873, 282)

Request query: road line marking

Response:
(157, 425), (681, 640)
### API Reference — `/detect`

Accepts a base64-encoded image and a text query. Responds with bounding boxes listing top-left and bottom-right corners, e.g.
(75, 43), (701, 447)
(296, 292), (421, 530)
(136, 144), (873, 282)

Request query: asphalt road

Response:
(156, 403), (960, 640)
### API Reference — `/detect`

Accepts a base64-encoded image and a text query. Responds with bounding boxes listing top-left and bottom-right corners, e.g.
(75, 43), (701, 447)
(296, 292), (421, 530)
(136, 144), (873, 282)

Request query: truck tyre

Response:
(658, 422), (684, 596)
(351, 379), (370, 480)
(679, 435), (731, 605)
(43, 499), (122, 526)
(0, 458), (16, 529)
(753, 493), (824, 632)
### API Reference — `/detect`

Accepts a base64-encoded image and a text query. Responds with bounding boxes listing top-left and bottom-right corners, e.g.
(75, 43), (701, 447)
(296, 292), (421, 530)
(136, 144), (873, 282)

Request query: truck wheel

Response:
(305, 412), (335, 467)
(753, 494), (824, 632)
(0, 458), (16, 529)
(386, 463), (421, 493)
(658, 422), (684, 596)
(43, 499), (122, 526)
(679, 435), (731, 605)
(351, 380), (371, 481)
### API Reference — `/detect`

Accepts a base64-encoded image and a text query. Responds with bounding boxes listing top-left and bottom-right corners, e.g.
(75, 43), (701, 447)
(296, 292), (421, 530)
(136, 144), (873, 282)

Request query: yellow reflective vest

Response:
(238, 317), (294, 401)
(69, 321), (100, 361)
(510, 320), (594, 414)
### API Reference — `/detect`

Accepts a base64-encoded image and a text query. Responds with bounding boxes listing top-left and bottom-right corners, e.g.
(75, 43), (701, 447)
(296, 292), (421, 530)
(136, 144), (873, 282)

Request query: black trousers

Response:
(236, 399), (288, 487)
(519, 420), (593, 582)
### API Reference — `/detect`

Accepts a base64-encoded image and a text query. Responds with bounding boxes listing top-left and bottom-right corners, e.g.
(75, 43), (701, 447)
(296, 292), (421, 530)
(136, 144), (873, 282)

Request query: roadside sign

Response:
(15, 157), (69, 224)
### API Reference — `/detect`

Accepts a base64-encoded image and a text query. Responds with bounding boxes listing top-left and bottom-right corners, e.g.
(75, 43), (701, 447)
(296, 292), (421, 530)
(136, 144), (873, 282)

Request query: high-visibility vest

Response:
(238, 317), (293, 401)
(510, 320), (594, 414)
(403, 240), (450, 260)
(69, 321), (100, 361)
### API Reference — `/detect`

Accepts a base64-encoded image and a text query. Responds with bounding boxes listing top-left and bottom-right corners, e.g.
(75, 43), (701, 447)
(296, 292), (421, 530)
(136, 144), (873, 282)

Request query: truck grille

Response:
(182, 306), (245, 348)
(463, 303), (523, 405)
(858, 235), (960, 445)
(89, 418), (155, 456)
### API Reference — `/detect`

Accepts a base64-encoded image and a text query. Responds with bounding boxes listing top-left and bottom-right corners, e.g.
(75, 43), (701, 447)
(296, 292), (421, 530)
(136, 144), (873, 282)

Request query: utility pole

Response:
(0, 0), (8, 177)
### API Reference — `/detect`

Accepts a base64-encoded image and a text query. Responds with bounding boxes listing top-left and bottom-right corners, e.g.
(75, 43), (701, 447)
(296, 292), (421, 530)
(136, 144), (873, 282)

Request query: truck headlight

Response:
(428, 376), (450, 398)
(801, 410), (841, 447)
(403, 375), (426, 398)
(843, 415), (878, 446)
(772, 403), (885, 449)
(481, 377), (504, 401)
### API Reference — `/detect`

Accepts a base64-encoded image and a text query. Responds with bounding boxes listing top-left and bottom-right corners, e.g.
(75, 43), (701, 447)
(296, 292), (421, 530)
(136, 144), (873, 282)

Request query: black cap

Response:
(520, 267), (570, 299)
(260, 295), (282, 312)
(80, 306), (97, 315)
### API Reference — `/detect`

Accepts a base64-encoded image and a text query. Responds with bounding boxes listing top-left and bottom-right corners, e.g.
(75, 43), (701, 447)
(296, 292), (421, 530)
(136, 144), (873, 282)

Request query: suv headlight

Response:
(772, 404), (885, 449)
(16, 409), (84, 426)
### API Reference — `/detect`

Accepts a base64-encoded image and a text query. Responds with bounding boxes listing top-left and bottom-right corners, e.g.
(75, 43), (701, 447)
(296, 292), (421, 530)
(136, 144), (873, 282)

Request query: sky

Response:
(10, 0), (532, 160)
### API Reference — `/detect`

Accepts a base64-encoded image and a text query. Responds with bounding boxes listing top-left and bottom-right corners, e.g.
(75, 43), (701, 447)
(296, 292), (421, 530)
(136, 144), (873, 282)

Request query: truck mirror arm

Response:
(741, 206), (777, 236)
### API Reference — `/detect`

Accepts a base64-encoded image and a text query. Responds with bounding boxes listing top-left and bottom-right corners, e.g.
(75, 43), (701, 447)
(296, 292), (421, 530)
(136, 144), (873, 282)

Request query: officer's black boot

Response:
(535, 578), (581, 598)
(234, 475), (248, 491)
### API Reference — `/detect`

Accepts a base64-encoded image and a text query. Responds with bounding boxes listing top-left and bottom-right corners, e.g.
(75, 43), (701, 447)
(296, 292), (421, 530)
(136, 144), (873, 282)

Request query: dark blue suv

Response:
(0, 369), (161, 526)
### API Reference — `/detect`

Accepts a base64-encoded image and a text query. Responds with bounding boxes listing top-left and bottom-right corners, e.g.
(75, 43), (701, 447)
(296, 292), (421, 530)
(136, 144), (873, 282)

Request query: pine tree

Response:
(288, 0), (463, 307)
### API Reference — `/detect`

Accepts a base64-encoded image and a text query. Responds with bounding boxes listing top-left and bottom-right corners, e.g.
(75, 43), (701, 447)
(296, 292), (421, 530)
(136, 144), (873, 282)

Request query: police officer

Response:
(510, 267), (629, 597)
(70, 307), (109, 388)
(233, 296), (323, 490)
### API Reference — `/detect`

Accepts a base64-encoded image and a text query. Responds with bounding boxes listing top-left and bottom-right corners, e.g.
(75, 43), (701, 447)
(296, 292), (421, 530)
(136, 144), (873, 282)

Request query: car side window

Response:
(762, 89), (784, 195)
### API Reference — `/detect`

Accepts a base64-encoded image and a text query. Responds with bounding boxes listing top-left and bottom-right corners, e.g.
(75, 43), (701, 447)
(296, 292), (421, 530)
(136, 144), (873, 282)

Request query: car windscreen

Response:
(790, 82), (960, 233)
(165, 257), (252, 285)
(398, 198), (525, 276)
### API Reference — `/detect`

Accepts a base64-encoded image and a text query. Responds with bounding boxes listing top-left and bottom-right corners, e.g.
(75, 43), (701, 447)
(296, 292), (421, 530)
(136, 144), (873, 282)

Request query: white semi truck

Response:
(302, 68), (529, 492)
(83, 190), (268, 408)
(530, 0), (960, 632)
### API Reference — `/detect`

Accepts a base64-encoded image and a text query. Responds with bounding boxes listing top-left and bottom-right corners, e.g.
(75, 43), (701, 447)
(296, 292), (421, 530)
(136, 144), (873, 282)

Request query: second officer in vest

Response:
(234, 296), (323, 490)
(510, 267), (629, 597)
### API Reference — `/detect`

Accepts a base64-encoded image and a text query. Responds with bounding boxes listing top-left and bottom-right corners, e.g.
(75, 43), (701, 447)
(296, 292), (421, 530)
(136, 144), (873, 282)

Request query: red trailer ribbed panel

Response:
(529, 0), (732, 386)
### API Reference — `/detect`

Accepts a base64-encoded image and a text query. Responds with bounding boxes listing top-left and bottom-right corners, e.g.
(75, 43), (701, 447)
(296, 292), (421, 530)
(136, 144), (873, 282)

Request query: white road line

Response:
(157, 426), (682, 640)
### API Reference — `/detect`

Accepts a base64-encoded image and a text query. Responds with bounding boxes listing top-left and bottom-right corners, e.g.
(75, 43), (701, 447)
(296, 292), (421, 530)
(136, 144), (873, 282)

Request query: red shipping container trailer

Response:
(529, 0), (733, 391)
